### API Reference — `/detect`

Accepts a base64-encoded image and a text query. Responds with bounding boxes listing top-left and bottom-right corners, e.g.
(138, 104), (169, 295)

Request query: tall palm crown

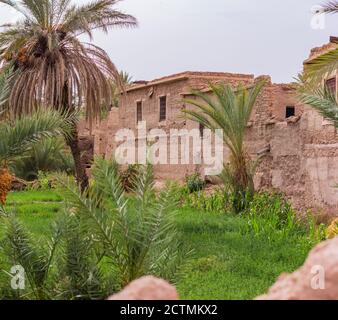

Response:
(0, 0), (137, 191)
(0, 0), (137, 121)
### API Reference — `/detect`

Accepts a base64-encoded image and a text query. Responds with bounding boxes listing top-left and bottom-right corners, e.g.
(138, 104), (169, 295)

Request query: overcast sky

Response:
(1, 0), (338, 83)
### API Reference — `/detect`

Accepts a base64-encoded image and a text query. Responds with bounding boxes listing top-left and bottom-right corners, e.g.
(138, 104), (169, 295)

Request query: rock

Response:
(256, 237), (338, 300)
(107, 276), (179, 300)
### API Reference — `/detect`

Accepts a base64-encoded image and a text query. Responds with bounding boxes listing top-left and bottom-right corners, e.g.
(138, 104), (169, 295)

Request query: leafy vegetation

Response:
(11, 138), (74, 181)
(0, 110), (74, 204)
(182, 80), (266, 212)
(185, 173), (205, 193)
(0, 159), (189, 299)
(0, 188), (321, 300)
(0, 0), (137, 191)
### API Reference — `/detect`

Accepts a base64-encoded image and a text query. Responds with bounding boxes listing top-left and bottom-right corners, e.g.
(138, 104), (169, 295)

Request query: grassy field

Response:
(1, 190), (313, 300)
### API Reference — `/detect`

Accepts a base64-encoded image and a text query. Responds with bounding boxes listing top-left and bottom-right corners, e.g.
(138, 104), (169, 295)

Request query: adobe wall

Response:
(85, 73), (338, 215)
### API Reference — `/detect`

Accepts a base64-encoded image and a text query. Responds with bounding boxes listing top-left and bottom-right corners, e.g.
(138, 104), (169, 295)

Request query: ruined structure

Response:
(86, 39), (338, 214)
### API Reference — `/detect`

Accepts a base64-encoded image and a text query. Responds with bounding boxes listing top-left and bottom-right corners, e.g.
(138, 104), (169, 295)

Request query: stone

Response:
(107, 276), (179, 300)
(256, 237), (338, 300)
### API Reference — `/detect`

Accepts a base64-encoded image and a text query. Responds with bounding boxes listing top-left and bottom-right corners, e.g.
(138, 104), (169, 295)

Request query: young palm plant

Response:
(61, 158), (189, 288)
(11, 137), (75, 181)
(0, 110), (73, 204)
(182, 80), (266, 212)
(1, 208), (62, 299)
(0, 0), (137, 191)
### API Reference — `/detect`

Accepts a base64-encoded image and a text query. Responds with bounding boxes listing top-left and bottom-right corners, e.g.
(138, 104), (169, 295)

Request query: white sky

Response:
(1, 0), (338, 83)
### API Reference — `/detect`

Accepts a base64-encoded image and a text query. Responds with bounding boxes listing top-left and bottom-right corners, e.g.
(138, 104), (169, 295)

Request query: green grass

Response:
(0, 190), (313, 300)
(176, 208), (311, 299)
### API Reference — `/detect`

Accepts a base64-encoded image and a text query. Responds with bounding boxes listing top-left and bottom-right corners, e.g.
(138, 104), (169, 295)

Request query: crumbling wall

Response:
(88, 72), (338, 215)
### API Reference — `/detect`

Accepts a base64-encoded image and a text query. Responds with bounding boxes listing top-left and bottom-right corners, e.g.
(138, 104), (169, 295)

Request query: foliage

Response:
(0, 0), (137, 120)
(11, 138), (75, 181)
(0, 67), (12, 114)
(0, 189), (320, 300)
(185, 173), (205, 193)
(298, 87), (338, 127)
(61, 158), (190, 287)
(119, 164), (140, 192)
(111, 70), (133, 109)
(181, 189), (229, 213)
(242, 192), (325, 243)
(0, 0), (137, 190)
(326, 217), (338, 239)
(0, 110), (74, 167)
(0, 208), (111, 300)
(301, 2), (338, 84)
(0, 110), (74, 204)
(182, 80), (266, 212)
(0, 158), (190, 299)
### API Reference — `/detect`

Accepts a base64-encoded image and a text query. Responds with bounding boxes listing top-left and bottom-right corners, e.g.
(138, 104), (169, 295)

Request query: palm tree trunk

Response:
(66, 125), (89, 192)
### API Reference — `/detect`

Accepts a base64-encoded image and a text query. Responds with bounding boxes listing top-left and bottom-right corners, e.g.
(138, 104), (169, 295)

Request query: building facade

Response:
(86, 40), (338, 214)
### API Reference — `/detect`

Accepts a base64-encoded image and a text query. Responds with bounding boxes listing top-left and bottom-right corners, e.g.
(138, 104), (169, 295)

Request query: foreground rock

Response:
(107, 276), (179, 300)
(257, 237), (338, 300)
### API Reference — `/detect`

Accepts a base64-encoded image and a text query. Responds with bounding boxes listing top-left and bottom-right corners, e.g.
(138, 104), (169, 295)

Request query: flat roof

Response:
(124, 71), (255, 93)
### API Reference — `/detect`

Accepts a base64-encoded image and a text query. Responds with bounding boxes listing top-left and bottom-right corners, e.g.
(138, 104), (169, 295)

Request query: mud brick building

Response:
(83, 39), (338, 214)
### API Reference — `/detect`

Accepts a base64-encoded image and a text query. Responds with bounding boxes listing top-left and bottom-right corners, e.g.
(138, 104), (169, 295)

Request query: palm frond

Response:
(299, 88), (338, 127)
(303, 47), (338, 83)
(2, 213), (60, 299)
(322, 1), (338, 14)
(0, 109), (75, 165)
(60, 158), (190, 288)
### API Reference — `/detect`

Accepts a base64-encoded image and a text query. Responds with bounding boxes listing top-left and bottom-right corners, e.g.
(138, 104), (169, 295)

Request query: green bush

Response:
(186, 173), (205, 193)
(182, 189), (229, 213)
(0, 159), (191, 299)
(11, 137), (75, 181)
(242, 192), (324, 243)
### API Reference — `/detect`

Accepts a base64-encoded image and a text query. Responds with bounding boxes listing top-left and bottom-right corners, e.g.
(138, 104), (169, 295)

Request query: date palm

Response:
(0, 0), (137, 191)
(0, 109), (73, 204)
(182, 80), (266, 212)
(303, 1), (338, 82)
(300, 2), (338, 127)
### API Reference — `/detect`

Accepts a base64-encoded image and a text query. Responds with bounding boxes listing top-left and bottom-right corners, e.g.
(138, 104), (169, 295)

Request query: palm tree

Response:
(182, 80), (266, 212)
(0, 0), (137, 191)
(111, 70), (133, 108)
(303, 1), (338, 82)
(299, 1), (338, 126)
(0, 110), (73, 204)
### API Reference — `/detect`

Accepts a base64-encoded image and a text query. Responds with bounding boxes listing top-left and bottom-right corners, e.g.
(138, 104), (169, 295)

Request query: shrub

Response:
(11, 137), (75, 181)
(186, 173), (205, 193)
(242, 192), (323, 243)
(182, 189), (229, 213)
(0, 159), (190, 299)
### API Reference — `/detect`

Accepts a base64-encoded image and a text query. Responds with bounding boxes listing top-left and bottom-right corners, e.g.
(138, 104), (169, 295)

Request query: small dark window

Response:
(199, 123), (205, 138)
(286, 106), (295, 118)
(325, 77), (337, 96)
(159, 96), (167, 121)
(136, 101), (142, 122)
